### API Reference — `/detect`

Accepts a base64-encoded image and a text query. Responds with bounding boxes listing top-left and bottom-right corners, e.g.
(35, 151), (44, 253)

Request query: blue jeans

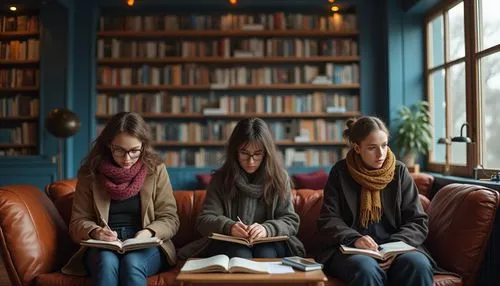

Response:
(204, 240), (289, 258)
(325, 251), (433, 286)
(85, 226), (167, 286)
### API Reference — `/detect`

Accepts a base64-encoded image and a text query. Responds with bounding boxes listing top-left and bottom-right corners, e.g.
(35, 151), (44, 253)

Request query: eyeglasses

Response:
(110, 145), (143, 159)
(238, 151), (264, 162)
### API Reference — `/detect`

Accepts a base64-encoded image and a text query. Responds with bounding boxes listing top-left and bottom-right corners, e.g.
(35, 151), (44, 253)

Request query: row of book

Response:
(96, 92), (359, 115)
(0, 95), (39, 117)
(0, 148), (32, 156)
(160, 147), (348, 168)
(0, 40), (40, 60)
(97, 64), (359, 86)
(0, 123), (37, 145)
(0, 16), (39, 32)
(99, 13), (357, 32)
(139, 119), (347, 142)
(97, 38), (358, 59)
(0, 69), (39, 88)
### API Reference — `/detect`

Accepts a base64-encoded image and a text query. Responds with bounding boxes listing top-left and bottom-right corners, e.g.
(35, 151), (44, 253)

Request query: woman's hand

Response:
(231, 222), (249, 237)
(90, 227), (118, 241)
(135, 229), (154, 239)
(379, 255), (397, 271)
(354, 235), (379, 250)
(247, 223), (267, 240)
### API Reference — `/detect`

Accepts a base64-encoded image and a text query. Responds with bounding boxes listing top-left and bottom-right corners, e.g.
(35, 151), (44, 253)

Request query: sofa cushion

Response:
(196, 173), (213, 189)
(292, 170), (328, 190)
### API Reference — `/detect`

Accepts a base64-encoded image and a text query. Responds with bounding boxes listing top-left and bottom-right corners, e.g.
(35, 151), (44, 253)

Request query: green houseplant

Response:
(394, 101), (433, 167)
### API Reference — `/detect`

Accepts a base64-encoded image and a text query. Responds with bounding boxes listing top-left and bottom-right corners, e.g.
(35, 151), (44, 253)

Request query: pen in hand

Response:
(100, 217), (121, 242)
(236, 216), (248, 230)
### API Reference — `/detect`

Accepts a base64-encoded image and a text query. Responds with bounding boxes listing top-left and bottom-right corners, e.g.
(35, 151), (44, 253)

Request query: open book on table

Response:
(180, 254), (293, 274)
(80, 237), (162, 254)
(340, 241), (416, 261)
(209, 233), (288, 247)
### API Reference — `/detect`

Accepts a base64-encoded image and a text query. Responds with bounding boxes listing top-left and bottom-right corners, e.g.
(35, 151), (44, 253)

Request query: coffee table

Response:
(176, 258), (327, 286)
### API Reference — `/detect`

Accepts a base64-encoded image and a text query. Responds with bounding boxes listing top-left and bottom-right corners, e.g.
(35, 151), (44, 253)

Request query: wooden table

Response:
(176, 258), (327, 286)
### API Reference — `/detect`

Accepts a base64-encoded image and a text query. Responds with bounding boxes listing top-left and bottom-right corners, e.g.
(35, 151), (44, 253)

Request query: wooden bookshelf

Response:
(0, 31), (38, 38)
(0, 143), (36, 148)
(97, 84), (360, 92)
(97, 30), (359, 38)
(96, 112), (361, 120)
(0, 14), (40, 157)
(97, 56), (360, 65)
(0, 59), (39, 65)
(1, 116), (38, 121)
(152, 140), (348, 147)
(0, 86), (39, 92)
(96, 11), (360, 167)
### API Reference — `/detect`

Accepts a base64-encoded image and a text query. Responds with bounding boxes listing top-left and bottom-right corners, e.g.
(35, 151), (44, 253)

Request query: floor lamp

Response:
(45, 108), (81, 180)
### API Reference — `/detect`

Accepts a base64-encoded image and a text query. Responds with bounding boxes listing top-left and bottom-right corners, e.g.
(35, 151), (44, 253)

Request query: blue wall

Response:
(0, 0), (432, 190)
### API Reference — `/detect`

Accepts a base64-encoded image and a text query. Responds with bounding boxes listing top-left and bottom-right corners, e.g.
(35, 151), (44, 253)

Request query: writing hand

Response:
(134, 229), (153, 239)
(91, 227), (118, 242)
(247, 223), (266, 240)
(231, 222), (249, 238)
(354, 235), (379, 250)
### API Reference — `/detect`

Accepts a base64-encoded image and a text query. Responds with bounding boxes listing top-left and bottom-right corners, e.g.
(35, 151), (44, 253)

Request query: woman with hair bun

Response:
(316, 116), (435, 286)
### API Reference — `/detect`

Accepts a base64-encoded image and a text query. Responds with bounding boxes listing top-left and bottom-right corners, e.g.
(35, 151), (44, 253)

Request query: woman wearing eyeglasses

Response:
(178, 117), (305, 259)
(62, 112), (180, 286)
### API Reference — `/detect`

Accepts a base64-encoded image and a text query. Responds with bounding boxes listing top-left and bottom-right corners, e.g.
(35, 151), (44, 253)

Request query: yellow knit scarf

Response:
(346, 148), (396, 228)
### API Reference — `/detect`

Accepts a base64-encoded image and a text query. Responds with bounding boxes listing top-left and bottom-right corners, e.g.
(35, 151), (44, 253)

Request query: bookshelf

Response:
(0, 13), (40, 157)
(96, 10), (360, 168)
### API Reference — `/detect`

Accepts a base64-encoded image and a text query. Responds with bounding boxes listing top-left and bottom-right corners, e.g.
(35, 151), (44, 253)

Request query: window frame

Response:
(424, 0), (500, 177)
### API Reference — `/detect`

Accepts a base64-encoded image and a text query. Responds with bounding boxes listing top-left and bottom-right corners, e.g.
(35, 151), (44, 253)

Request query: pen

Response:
(236, 216), (244, 224)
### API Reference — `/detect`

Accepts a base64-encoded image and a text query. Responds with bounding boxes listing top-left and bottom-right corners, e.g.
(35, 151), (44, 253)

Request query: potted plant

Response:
(394, 101), (432, 167)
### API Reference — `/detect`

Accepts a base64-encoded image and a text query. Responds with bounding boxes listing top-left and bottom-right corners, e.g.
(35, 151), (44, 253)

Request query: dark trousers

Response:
(85, 226), (168, 286)
(204, 240), (289, 258)
(325, 251), (433, 286)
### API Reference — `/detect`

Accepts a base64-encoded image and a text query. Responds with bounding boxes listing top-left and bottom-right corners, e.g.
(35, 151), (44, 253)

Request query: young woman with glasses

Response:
(62, 112), (180, 285)
(179, 117), (305, 259)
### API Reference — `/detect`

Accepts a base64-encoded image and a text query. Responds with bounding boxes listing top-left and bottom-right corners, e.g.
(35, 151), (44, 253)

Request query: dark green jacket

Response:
(178, 174), (305, 259)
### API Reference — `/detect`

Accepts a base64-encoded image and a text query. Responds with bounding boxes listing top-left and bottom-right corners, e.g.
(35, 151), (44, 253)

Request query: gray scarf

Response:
(231, 169), (265, 225)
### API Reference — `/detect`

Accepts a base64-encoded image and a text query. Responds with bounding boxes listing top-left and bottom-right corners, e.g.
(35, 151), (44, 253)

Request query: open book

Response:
(80, 237), (162, 254)
(180, 254), (293, 274)
(209, 233), (288, 247)
(340, 241), (416, 261)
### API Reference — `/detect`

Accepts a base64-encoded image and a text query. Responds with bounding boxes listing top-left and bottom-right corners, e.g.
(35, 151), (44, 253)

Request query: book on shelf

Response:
(80, 237), (162, 254)
(339, 241), (416, 261)
(209, 233), (288, 247)
(282, 256), (323, 271)
(181, 254), (293, 274)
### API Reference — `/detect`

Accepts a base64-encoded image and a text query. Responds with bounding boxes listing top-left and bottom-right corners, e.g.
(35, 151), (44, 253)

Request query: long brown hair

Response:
(343, 116), (389, 146)
(79, 112), (161, 178)
(215, 117), (290, 204)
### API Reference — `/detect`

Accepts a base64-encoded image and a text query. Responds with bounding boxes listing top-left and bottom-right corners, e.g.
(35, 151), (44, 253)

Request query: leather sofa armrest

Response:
(0, 185), (75, 285)
(426, 183), (499, 286)
(410, 173), (434, 198)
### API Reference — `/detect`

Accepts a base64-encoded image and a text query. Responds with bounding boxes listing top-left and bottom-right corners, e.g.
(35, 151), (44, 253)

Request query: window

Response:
(426, 0), (500, 176)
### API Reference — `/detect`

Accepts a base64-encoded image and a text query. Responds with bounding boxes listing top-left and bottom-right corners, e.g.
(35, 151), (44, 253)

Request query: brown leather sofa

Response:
(0, 173), (498, 286)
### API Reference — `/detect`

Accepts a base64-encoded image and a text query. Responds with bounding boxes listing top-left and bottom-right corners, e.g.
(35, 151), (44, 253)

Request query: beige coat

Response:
(62, 164), (180, 276)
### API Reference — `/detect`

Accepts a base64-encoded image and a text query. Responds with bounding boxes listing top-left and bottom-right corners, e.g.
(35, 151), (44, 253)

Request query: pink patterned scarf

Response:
(98, 159), (148, 200)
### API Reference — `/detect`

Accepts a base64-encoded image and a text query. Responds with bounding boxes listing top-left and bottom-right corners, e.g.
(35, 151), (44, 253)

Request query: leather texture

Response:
(1, 173), (496, 286)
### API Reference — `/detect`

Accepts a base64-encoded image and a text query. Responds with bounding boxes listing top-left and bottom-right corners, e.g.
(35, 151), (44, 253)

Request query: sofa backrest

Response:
(43, 179), (430, 256)
(425, 183), (499, 286)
